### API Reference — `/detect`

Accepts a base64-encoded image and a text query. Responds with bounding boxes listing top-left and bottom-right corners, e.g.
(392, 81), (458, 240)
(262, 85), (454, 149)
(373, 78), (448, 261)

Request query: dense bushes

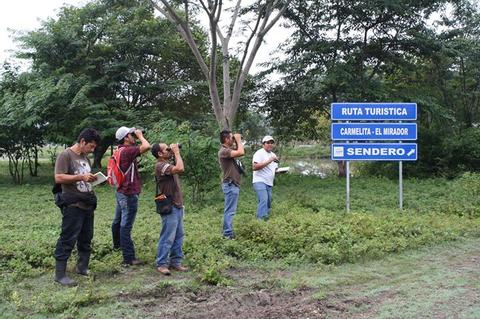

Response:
(360, 127), (480, 178)
(142, 119), (219, 202)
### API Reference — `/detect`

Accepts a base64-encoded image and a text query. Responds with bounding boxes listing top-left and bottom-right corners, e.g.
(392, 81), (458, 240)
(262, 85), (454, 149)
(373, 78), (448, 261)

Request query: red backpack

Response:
(107, 147), (134, 189)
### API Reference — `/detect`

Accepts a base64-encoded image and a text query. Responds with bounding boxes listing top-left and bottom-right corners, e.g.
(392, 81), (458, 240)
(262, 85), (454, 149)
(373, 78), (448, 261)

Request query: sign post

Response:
(346, 160), (350, 213)
(330, 103), (417, 211)
(399, 121), (403, 210)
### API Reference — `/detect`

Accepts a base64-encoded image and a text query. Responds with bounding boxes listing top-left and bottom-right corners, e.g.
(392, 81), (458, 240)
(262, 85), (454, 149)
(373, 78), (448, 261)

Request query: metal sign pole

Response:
(346, 160), (350, 213)
(399, 160), (403, 210)
(346, 119), (350, 213)
(399, 121), (403, 211)
(331, 103), (417, 213)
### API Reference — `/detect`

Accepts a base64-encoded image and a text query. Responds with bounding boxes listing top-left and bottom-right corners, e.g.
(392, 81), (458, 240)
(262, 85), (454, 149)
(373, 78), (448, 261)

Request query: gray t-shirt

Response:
(55, 148), (94, 201)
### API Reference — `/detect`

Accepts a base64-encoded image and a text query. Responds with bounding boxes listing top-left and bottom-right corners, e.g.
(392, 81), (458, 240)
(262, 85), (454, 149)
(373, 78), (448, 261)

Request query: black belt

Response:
(223, 179), (240, 187)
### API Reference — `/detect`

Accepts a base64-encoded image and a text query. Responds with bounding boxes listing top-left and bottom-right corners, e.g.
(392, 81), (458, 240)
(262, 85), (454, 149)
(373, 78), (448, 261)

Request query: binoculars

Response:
(132, 127), (145, 139)
(166, 143), (182, 152)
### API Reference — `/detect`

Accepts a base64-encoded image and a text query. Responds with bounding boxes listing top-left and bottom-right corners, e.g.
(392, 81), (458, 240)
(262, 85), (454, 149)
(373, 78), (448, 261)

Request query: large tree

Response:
(0, 64), (45, 182)
(150, 0), (291, 129)
(261, 0), (480, 176)
(15, 0), (210, 166)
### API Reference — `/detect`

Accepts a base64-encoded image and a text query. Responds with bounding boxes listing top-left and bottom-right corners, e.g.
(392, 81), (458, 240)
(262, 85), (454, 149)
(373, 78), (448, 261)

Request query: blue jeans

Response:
(156, 206), (184, 267)
(222, 182), (240, 237)
(253, 182), (273, 220)
(112, 192), (139, 263)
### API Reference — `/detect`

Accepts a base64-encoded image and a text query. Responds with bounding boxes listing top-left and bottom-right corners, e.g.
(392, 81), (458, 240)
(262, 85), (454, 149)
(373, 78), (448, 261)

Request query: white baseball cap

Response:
(115, 126), (135, 141)
(262, 135), (275, 143)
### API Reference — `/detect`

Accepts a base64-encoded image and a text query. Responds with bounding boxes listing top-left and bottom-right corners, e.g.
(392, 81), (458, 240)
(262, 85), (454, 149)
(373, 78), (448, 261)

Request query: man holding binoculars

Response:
(111, 126), (151, 266)
(151, 142), (187, 275)
(218, 130), (245, 239)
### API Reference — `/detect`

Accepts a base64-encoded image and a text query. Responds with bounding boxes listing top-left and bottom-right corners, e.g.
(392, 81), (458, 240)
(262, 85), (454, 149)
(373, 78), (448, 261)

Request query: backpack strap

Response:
(117, 147), (135, 184)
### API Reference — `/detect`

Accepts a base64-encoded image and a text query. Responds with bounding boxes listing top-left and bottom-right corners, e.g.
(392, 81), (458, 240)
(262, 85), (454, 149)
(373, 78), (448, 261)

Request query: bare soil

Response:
(122, 239), (480, 318)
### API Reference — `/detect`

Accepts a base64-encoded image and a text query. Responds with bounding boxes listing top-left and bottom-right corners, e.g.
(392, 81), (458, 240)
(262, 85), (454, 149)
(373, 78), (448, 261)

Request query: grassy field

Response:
(1, 160), (480, 317)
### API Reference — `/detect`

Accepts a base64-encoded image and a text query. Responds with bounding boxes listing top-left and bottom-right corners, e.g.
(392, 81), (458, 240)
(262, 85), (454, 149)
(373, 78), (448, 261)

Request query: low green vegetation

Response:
(1, 160), (480, 316)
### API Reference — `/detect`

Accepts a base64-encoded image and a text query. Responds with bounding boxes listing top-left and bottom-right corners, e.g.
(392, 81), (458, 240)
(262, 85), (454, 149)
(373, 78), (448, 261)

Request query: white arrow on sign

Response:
(407, 149), (415, 156)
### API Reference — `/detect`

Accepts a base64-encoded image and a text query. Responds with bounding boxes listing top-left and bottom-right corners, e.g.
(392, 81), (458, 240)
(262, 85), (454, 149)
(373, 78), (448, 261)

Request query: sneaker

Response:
(222, 234), (235, 240)
(156, 266), (171, 276)
(169, 264), (188, 272)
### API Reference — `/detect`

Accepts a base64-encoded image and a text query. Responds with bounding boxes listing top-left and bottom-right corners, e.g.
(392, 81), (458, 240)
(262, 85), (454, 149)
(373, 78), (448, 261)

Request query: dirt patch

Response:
(122, 240), (480, 319)
(181, 289), (322, 319)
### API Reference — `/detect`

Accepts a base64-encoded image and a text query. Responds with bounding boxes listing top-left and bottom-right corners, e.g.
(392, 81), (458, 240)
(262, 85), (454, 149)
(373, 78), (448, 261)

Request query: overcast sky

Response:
(0, 0), (289, 74)
(0, 1), (87, 64)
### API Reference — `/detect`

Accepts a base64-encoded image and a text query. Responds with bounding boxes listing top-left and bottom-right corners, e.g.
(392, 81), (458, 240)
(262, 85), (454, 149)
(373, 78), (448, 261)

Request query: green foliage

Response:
(3, 0), (210, 167)
(0, 65), (45, 183)
(2, 164), (480, 315)
(261, 0), (480, 176)
(143, 119), (219, 202)
(360, 126), (480, 178)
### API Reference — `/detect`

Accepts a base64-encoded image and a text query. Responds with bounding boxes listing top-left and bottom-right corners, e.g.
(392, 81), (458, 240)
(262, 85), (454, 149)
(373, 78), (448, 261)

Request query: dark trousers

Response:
(54, 206), (94, 261)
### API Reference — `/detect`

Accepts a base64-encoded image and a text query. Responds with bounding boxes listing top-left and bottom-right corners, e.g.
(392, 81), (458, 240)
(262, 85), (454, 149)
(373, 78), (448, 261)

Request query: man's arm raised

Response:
(135, 129), (151, 154)
(169, 144), (184, 175)
(230, 133), (244, 158)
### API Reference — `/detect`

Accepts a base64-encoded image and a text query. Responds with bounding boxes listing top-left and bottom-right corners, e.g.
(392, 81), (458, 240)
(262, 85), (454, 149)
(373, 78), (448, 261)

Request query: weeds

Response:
(2, 163), (480, 316)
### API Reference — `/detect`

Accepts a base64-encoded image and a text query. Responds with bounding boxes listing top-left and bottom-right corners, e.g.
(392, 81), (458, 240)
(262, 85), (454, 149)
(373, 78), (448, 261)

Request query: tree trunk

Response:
(93, 144), (108, 169)
(8, 152), (22, 184)
(92, 137), (115, 168)
(337, 161), (346, 178)
(27, 146), (39, 177)
(151, 0), (290, 132)
(33, 146), (39, 177)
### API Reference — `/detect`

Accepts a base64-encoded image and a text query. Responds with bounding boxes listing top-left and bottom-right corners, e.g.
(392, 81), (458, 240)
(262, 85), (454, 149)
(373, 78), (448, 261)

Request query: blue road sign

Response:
(331, 103), (417, 120)
(331, 143), (418, 161)
(331, 123), (417, 140)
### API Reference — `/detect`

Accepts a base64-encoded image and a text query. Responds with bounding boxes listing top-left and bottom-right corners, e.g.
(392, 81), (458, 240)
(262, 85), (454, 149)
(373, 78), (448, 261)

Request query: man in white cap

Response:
(252, 135), (279, 220)
(111, 126), (151, 266)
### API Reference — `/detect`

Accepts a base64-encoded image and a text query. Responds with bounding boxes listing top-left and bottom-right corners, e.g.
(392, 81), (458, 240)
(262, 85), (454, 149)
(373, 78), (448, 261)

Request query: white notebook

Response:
(276, 167), (290, 173)
(91, 172), (108, 186)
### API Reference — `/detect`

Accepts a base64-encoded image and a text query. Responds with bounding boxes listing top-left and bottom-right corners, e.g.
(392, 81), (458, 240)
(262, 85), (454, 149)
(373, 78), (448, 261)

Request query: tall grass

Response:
(1, 162), (479, 281)
(2, 161), (480, 316)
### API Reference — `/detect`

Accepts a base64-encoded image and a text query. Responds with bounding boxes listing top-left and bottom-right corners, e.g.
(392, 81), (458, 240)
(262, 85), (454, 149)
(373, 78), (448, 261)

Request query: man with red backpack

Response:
(111, 126), (151, 266)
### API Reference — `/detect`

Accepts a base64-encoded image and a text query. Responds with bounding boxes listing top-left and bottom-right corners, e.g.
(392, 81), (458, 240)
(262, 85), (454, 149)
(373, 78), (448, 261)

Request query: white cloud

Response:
(0, 0), (289, 76)
(0, 0), (85, 65)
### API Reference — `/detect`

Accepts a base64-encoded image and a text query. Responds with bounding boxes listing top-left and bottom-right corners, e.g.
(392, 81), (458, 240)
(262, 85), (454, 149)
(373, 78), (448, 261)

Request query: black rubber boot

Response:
(76, 252), (90, 276)
(54, 260), (77, 286)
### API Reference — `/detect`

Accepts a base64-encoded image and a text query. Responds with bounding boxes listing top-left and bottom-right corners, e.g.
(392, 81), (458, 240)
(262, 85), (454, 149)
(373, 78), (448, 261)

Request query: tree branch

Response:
(151, 0), (225, 126)
(229, 0), (291, 121)
(151, 0), (210, 80)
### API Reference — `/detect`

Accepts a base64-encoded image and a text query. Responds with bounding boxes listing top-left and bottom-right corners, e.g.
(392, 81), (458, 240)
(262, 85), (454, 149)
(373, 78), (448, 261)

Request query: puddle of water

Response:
(281, 157), (338, 178)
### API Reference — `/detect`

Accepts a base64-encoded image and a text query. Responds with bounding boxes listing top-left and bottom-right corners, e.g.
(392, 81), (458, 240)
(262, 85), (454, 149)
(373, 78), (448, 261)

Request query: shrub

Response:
(143, 119), (219, 203)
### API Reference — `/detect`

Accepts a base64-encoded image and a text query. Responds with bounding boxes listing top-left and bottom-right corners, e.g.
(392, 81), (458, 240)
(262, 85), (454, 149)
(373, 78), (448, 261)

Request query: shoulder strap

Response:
(117, 147), (135, 182)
